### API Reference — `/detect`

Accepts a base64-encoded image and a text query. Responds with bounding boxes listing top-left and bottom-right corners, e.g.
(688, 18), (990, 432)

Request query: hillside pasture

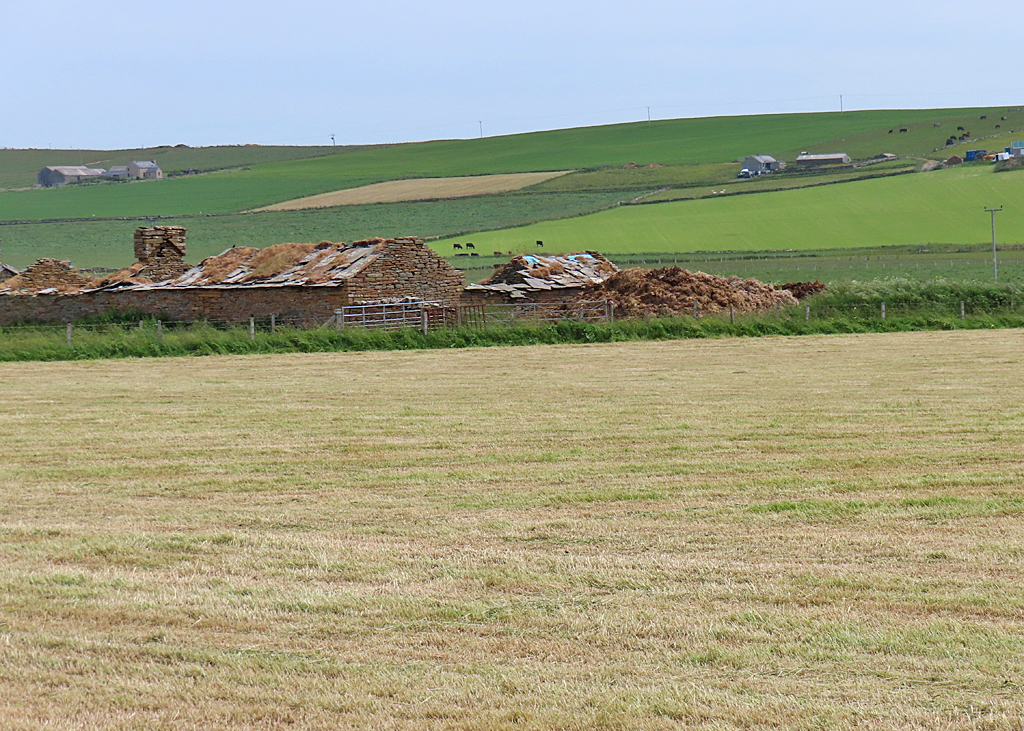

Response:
(2, 107), (1018, 222)
(458, 164), (1024, 254)
(2, 331), (1023, 729)
(256, 171), (573, 211)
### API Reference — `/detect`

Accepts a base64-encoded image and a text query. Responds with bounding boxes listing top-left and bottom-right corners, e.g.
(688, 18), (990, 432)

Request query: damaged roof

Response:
(466, 251), (618, 298)
(116, 238), (394, 290)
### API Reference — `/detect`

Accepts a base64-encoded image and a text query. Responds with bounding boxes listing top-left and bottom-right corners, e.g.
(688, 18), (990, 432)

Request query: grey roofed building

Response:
(796, 152), (852, 166)
(37, 165), (106, 187)
(742, 154), (785, 173)
(102, 165), (130, 178)
(0, 264), (19, 284)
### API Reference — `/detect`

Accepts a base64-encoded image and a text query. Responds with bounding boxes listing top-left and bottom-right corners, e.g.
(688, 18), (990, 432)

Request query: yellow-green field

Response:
(255, 171), (573, 210)
(2, 331), (1024, 729)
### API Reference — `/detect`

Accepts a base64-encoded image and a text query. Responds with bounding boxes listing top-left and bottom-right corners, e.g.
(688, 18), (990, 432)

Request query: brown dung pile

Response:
(581, 266), (798, 317)
(780, 281), (827, 299)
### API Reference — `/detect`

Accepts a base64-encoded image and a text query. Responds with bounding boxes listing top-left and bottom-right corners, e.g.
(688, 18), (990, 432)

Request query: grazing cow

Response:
(888, 129), (893, 134)
(981, 115), (987, 120)
(493, 251), (503, 257)
(453, 243), (463, 250)
(957, 126), (964, 131)
(536, 240), (544, 248)
(899, 128), (908, 133)
(465, 242), (475, 249)
(470, 252), (479, 257)
(996, 124), (1001, 129)
(934, 122), (941, 127)
(1002, 116), (1007, 121)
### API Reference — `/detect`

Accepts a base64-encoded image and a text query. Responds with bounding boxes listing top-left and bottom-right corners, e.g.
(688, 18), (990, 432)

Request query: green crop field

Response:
(458, 164), (1024, 255)
(3, 332), (1024, 728)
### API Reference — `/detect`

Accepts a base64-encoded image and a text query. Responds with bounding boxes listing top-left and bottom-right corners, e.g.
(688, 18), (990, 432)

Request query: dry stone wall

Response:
(347, 238), (466, 303)
(0, 286), (350, 326)
(133, 226), (189, 282)
(1, 258), (94, 293)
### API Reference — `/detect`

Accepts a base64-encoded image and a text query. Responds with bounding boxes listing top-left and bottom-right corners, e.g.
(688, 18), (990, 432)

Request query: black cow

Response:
(536, 240), (544, 248)
(453, 243), (463, 250)
(957, 126), (965, 131)
(465, 242), (475, 249)
(899, 128), (908, 133)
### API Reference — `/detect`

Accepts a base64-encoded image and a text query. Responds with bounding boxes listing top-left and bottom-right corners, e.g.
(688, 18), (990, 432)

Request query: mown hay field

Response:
(256, 171), (573, 210)
(2, 331), (1024, 729)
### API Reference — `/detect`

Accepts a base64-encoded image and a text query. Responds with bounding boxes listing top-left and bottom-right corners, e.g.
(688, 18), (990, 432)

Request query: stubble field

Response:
(2, 331), (1023, 729)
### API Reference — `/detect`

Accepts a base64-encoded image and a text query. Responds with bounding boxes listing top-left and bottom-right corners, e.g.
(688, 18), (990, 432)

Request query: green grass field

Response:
(3, 107), (1020, 222)
(457, 164), (1024, 254)
(0, 191), (631, 270)
(2, 331), (1024, 728)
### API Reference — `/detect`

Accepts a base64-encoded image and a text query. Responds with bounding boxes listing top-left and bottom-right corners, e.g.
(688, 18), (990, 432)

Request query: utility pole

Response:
(840, 95), (843, 117)
(985, 206), (1002, 282)
(647, 106), (651, 125)
(330, 134), (335, 146)
(478, 121), (483, 139)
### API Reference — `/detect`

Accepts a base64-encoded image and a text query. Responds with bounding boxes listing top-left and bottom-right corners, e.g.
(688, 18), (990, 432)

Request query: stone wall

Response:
(0, 286), (351, 326)
(347, 238), (466, 303)
(1, 258), (95, 293)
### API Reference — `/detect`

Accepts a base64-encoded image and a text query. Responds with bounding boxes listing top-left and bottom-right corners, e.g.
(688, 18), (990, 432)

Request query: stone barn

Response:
(0, 232), (467, 325)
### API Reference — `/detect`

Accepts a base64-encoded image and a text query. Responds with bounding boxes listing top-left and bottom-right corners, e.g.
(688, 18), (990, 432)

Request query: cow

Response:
(536, 240), (544, 248)
(888, 129), (893, 134)
(980, 115), (987, 120)
(957, 126), (965, 131)
(453, 243), (462, 250)
(1002, 116), (1007, 121)
(470, 252), (479, 257)
(996, 124), (1001, 129)
(899, 128), (908, 133)
(465, 242), (475, 249)
(493, 251), (504, 257)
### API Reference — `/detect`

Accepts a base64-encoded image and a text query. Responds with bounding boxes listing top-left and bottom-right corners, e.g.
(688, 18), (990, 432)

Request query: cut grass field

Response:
(458, 164), (1024, 254)
(256, 171), (574, 210)
(2, 330), (1024, 729)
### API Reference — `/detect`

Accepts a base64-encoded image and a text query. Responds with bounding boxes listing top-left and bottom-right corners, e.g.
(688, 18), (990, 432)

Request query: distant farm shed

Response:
(742, 155), (785, 173)
(796, 153), (851, 166)
(37, 166), (105, 187)
(465, 252), (617, 301)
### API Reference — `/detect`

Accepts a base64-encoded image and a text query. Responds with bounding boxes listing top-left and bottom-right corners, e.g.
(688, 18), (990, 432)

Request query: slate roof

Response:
(466, 252), (618, 299)
(45, 165), (105, 176)
(119, 239), (393, 290)
(132, 160), (160, 169)
(747, 155), (777, 164)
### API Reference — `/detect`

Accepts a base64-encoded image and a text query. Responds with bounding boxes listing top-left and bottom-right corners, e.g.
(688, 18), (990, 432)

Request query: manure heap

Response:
(583, 267), (801, 317)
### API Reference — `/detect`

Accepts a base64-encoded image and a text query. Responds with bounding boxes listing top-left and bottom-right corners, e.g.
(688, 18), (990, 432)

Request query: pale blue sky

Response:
(2, 0), (1021, 149)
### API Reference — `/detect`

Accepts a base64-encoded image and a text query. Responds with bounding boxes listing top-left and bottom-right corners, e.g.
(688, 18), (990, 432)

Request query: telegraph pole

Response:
(985, 206), (1002, 282)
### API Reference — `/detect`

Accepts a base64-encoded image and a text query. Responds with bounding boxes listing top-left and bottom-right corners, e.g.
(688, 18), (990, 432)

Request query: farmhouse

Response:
(742, 155), (785, 173)
(127, 160), (163, 180)
(36, 165), (105, 187)
(0, 228), (466, 325)
(465, 252), (617, 302)
(795, 152), (851, 166)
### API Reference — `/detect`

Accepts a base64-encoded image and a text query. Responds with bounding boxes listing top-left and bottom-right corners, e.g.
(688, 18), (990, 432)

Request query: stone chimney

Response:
(133, 226), (189, 281)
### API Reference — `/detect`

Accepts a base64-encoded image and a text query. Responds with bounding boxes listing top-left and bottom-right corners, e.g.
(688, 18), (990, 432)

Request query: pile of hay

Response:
(779, 281), (827, 299)
(581, 266), (798, 317)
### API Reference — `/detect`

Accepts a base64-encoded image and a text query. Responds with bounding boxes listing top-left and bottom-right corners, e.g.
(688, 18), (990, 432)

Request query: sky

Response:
(2, 0), (1022, 150)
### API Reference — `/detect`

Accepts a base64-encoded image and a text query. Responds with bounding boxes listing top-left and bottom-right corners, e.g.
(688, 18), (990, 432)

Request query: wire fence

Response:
(0, 297), (1020, 347)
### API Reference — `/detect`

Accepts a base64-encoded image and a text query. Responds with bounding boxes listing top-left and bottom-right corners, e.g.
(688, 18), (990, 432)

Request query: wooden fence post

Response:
(335, 309), (343, 333)
(960, 301), (965, 320)
(66, 322), (72, 347)
(270, 314), (276, 333)
(157, 321), (163, 343)
(693, 301), (698, 319)
(249, 317), (255, 341)
(644, 306), (650, 323)
(881, 302), (886, 319)
(605, 300), (614, 323)
(138, 320), (144, 331)
(776, 301), (781, 317)
(730, 304), (735, 323)
(805, 304), (810, 323)
(421, 309), (429, 335)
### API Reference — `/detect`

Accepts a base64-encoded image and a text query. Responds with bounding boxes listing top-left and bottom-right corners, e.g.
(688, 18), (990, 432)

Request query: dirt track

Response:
(255, 171), (573, 211)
